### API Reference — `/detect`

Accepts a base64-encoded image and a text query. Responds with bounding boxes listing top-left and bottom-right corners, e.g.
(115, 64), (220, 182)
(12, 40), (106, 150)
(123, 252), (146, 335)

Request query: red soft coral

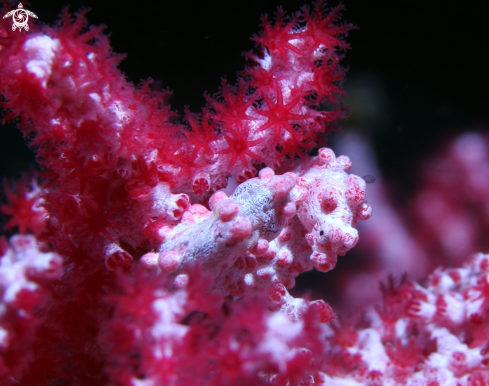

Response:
(256, 84), (318, 156)
(1, 177), (46, 234)
(205, 79), (256, 129)
(180, 107), (218, 164)
(218, 123), (265, 169)
(253, 7), (302, 60)
(0, 4), (365, 386)
(302, 2), (353, 53)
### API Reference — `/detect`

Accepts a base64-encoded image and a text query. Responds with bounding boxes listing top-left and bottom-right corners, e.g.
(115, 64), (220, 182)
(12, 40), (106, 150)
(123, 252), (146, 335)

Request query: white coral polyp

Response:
(0, 235), (62, 348)
(0, 235), (62, 305)
(23, 36), (60, 87)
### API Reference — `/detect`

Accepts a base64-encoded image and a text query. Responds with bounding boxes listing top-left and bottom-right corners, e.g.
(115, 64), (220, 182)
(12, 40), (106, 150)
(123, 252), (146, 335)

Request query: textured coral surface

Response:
(0, 1), (488, 385)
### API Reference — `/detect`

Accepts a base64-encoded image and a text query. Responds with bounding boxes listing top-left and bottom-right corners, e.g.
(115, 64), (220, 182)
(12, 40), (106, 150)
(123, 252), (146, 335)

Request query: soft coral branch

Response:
(0, 2), (383, 385)
(1, 2), (488, 385)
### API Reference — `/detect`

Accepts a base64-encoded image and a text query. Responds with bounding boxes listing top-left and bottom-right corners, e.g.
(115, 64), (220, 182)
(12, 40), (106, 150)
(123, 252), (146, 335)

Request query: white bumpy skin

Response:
(147, 147), (371, 297)
(294, 148), (372, 272)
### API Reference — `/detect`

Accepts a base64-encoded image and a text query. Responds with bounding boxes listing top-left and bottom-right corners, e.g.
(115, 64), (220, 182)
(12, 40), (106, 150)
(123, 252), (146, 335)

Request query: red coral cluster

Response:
(1, 1), (487, 385)
(319, 253), (489, 385)
(0, 2), (363, 385)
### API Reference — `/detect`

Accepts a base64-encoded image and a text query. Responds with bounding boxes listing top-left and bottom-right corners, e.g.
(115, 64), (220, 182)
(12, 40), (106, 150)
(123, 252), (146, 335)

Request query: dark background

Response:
(1, 1), (488, 302)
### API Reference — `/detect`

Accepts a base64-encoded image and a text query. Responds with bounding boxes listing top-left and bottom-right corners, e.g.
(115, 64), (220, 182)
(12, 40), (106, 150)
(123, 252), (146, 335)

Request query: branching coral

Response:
(1, 1), (488, 385)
